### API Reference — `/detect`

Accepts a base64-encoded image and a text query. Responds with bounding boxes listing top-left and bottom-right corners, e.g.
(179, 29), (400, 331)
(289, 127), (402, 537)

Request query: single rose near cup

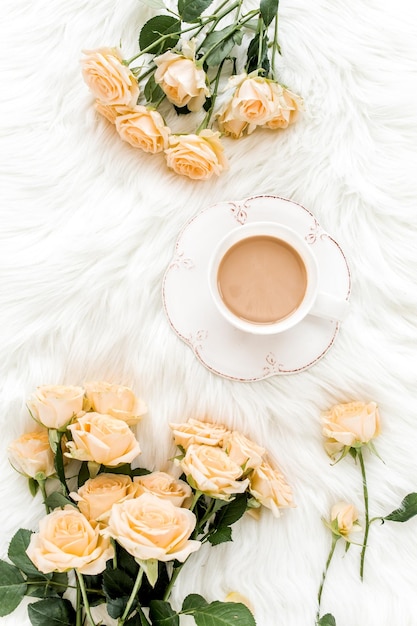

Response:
(208, 222), (349, 335)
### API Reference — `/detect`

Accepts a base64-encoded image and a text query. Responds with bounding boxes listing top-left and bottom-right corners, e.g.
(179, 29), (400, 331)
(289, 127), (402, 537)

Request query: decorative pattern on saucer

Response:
(162, 195), (351, 381)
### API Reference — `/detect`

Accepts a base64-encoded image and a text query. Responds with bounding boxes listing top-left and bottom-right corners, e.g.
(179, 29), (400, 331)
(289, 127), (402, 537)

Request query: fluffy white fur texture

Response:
(1, 1), (417, 624)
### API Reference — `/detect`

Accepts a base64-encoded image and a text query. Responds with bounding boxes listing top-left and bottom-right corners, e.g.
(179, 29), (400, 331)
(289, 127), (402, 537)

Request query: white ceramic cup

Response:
(208, 222), (349, 335)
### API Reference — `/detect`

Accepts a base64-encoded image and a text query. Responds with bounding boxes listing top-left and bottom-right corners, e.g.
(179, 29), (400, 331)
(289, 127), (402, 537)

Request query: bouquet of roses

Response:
(81, 0), (303, 180)
(3, 382), (294, 626)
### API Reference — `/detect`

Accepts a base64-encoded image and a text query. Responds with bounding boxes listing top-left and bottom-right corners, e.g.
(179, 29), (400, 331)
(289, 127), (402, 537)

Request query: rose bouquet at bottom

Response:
(3, 382), (295, 626)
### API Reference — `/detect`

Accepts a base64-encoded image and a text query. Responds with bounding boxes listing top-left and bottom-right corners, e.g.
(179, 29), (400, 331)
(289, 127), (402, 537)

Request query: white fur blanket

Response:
(1, 1), (417, 625)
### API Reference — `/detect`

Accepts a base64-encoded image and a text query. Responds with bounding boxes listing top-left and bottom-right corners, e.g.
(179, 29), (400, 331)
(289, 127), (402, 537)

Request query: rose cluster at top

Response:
(81, 0), (303, 180)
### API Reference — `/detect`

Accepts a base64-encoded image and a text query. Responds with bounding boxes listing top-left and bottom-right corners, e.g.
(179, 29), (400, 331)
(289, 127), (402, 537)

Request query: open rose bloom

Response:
(81, 47), (139, 106)
(84, 381), (147, 425)
(28, 385), (84, 429)
(165, 130), (228, 180)
(8, 430), (55, 478)
(321, 401), (381, 457)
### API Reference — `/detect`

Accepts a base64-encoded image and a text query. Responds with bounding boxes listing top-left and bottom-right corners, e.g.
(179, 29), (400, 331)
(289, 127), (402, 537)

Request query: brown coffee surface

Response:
(217, 235), (307, 324)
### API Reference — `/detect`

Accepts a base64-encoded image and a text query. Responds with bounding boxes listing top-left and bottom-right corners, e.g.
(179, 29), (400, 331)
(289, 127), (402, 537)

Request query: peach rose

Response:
(84, 381), (147, 426)
(216, 99), (249, 139)
(249, 460), (294, 517)
(321, 401), (381, 457)
(66, 412), (141, 466)
(165, 130), (228, 180)
(223, 431), (265, 471)
(154, 51), (209, 111)
(133, 471), (192, 507)
(94, 101), (134, 124)
(115, 107), (170, 153)
(8, 430), (55, 478)
(228, 75), (282, 129)
(170, 418), (230, 450)
(70, 473), (138, 522)
(103, 493), (200, 562)
(330, 502), (360, 538)
(180, 444), (248, 500)
(81, 47), (139, 106)
(264, 86), (303, 130)
(26, 507), (113, 575)
(28, 385), (84, 430)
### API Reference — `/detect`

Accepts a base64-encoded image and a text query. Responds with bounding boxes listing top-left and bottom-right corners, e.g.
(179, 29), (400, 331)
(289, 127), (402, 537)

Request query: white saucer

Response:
(162, 195), (351, 381)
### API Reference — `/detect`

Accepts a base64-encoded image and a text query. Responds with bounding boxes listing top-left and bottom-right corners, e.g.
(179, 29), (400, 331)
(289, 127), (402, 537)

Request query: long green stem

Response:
(196, 60), (225, 133)
(316, 535), (338, 622)
(163, 562), (185, 601)
(25, 579), (105, 594)
(75, 575), (82, 626)
(358, 449), (370, 581)
(37, 478), (50, 514)
(75, 570), (97, 626)
(118, 567), (144, 625)
(271, 13), (281, 79)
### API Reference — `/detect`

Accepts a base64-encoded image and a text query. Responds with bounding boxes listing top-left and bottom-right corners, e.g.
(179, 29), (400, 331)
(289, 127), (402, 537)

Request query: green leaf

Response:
(8, 529), (48, 579)
(182, 594), (209, 612)
(27, 598), (76, 626)
(139, 15), (181, 55)
(126, 606), (152, 625)
(260, 0), (279, 27)
(178, 0), (213, 22)
(45, 492), (76, 510)
(144, 73), (165, 105)
(77, 461), (90, 488)
(26, 579), (61, 599)
(200, 26), (241, 67)
(53, 433), (68, 495)
(384, 493), (417, 522)
(318, 614), (337, 626)
(213, 492), (248, 529)
(149, 600), (180, 625)
(208, 526), (233, 545)
(103, 567), (134, 598)
(29, 477), (39, 497)
(246, 32), (270, 75)
(0, 560), (27, 616)
(191, 600), (256, 626)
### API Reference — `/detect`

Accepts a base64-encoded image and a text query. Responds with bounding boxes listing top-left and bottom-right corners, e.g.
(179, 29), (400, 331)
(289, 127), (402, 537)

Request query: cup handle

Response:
(309, 292), (349, 322)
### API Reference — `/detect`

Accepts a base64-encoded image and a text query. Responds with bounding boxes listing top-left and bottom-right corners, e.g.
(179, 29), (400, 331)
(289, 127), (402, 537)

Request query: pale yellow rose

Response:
(8, 430), (55, 478)
(26, 507), (114, 575)
(264, 86), (303, 129)
(66, 412), (141, 466)
(249, 460), (294, 517)
(170, 418), (230, 450)
(165, 130), (228, 180)
(28, 385), (84, 429)
(94, 101), (134, 124)
(225, 592), (254, 613)
(103, 493), (200, 562)
(321, 401), (381, 457)
(133, 471), (192, 507)
(223, 431), (265, 471)
(70, 473), (138, 522)
(81, 47), (139, 106)
(330, 501), (360, 538)
(154, 51), (209, 111)
(84, 381), (147, 425)
(180, 444), (248, 500)
(115, 107), (170, 153)
(216, 99), (249, 138)
(228, 76), (282, 129)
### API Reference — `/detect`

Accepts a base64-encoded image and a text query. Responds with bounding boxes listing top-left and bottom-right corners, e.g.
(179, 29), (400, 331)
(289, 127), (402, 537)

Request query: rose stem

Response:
(118, 566), (144, 625)
(163, 562), (185, 601)
(358, 448), (370, 581)
(75, 575), (82, 626)
(37, 478), (50, 514)
(316, 535), (338, 622)
(75, 570), (97, 626)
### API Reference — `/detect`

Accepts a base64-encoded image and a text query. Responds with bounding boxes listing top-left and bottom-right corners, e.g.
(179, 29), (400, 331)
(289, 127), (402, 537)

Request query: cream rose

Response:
(180, 444), (248, 500)
(8, 430), (55, 478)
(249, 460), (294, 517)
(228, 76), (282, 129)
(170, 418), (230, 450)
(154, 51), (209, 111)
(26, 507), (113, 575)
(103, 493), (200, 562)
(330, 502), (360, 537)
(115, 107), (170, 153)
(321, 401), (381, 457)
(223, 431), (265, 471)
(94, 101), (134, 124)
(81, 47), (139, 106)
(28, 385), (84, 429)
(70, 473), (138, 522)
(165, 130), (228, 180)
(216, 99), (249, 139)
(133, 471), (192, 507)
(264, 86), (303, 130)
(84, 381), (147, 425)
(66, 412), (141, 466)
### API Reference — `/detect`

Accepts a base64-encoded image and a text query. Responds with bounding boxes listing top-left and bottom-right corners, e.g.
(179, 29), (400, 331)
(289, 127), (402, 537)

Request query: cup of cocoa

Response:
(208, 222), (348, 335)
